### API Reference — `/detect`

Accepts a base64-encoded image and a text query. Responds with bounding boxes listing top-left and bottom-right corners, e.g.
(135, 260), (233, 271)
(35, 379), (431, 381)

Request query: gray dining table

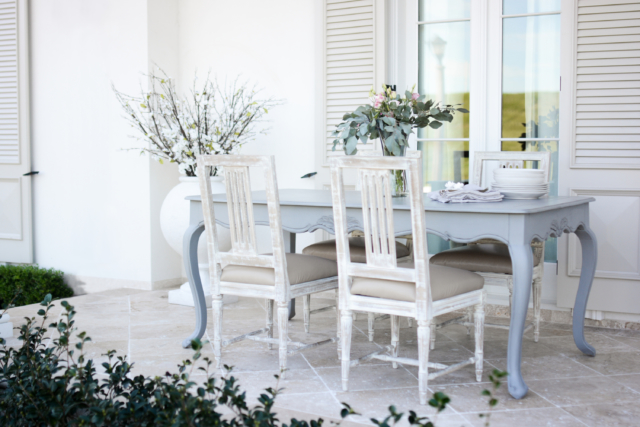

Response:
(180, 189), (597, 400)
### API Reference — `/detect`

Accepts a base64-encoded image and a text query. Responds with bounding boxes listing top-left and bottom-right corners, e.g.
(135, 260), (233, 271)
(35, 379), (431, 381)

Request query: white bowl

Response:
(494, 175), (545, 185)
(494, 168), (544, 176)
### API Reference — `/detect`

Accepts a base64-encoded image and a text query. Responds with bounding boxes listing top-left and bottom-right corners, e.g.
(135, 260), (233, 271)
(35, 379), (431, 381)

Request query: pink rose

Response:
(411, 92), (420, 100)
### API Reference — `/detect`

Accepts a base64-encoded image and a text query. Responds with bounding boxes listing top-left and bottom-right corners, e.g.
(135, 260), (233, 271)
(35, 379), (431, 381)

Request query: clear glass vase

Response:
(382, 143), (408, 197)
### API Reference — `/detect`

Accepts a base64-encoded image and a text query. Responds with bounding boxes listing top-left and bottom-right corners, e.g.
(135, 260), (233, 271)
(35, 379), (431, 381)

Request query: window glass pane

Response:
(418, 141), (469, 192)
(418, 21), (470, 139)
(502, 14), (560, 139)
(419, 0), (470, 22)
(501, 141), (559, 262)
(503, 0), (561, 15)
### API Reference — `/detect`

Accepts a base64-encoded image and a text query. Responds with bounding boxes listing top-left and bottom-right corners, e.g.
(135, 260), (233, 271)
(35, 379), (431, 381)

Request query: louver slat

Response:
(573, 0), (640, 168)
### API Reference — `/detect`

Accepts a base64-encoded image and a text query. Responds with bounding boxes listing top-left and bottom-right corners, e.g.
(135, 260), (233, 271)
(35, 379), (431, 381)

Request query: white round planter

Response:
(161, 175), (237, 307)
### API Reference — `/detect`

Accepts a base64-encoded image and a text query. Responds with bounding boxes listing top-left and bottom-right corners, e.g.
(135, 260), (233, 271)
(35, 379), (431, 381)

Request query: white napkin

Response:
(428, 183), (504, 203)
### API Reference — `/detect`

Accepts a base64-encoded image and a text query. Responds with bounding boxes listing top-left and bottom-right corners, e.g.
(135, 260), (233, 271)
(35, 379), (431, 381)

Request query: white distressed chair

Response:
(198, 154), (340, 376)
(330, 153), (486, 405)
(430, 151), (551, 344)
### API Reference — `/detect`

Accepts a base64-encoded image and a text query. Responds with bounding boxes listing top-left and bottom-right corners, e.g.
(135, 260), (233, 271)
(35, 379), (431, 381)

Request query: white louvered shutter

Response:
(0, 0), (17, 164)
(0, 0), (32, 264)
(573, 0), (640, 168)
(323, 0), (385, 161)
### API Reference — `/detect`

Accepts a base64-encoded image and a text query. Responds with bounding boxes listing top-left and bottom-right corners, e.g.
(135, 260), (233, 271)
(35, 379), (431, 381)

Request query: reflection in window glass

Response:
(418, 141), (470, 193)
(503, 0), (561, 15)
(418, 21), (470, 140)
(502, 15), (560, 139)
(419, 0), (470, 22)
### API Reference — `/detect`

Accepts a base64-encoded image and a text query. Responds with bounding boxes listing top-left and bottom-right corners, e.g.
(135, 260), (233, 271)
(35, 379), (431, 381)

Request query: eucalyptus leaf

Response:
(429, 120), (443, 129)
(346, 136), (358, 154)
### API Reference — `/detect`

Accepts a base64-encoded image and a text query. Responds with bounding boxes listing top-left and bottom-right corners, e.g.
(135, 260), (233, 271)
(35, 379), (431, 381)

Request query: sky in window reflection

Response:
(502, 14), (560, 139)
(418, 21), (470, 139)
(503, 0), (561, 15)
(419, 0), (470, 22)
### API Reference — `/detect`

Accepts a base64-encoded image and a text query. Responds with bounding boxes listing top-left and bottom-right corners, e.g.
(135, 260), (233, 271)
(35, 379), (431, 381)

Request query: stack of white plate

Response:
(492, 169), (549, 199)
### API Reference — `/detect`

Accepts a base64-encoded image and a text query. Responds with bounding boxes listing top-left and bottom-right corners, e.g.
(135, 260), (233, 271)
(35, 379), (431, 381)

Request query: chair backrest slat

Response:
(198, 154), (287, 300)
(330, 153), (432, 321)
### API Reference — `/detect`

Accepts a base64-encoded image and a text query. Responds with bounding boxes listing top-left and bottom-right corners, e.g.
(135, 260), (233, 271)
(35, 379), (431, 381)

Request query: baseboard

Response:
(64, 274), (184, 295)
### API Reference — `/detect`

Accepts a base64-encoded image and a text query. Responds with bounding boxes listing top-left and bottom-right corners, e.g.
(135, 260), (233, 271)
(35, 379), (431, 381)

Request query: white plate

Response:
(492, 183), (549, 190)
(499, 190), (548, 199)
(494, 176), (546, 185)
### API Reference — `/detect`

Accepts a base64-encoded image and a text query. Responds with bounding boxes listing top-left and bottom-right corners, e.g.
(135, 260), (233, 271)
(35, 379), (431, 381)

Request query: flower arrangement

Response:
(114, 70), (281, 176)
(332, 85), (468, 156)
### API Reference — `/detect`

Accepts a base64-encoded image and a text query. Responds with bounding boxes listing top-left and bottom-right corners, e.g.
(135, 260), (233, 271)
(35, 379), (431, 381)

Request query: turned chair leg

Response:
(266, 299), (274, 350)
(391, 315), (400, 369)
(417, 320), (431, 405)
(466, 306), (474, 336)
(341, 310), (353, 391)
(277, 302), (289, 378)
(430, 323), (436, 350)
(368, 312), (375, 342)
(335, 289), (341, 356)
(474, 302), (485, 382)
(533, 277), (542, 342)
(212, 295), (223, 369)
(303, 294), (311, 333)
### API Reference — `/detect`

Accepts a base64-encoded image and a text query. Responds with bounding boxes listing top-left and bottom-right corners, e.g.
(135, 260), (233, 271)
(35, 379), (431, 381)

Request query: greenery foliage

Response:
(0, 265), (73, 308)
(0, 295), (505, 426)
(332, 85), (468, 156)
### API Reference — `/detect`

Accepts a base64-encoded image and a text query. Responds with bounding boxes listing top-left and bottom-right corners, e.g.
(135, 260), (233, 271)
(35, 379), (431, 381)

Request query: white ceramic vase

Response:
(160, 175), (236, 307)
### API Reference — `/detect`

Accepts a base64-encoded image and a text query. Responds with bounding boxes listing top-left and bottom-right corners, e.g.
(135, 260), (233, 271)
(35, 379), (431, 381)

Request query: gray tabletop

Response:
(187, 189), (594, 214)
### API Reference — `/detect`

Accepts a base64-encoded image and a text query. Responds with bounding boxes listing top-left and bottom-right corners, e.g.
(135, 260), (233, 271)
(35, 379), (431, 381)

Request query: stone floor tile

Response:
(130, 337), (208, 358)
(562, 402), (640, 427)
(316, 364), (418, 392)
(128, 352), (212, 378)
(539, 333), (637, 356)
(399, 340), (477, 363)
(272, 392), (347, 420)
(488, 355), (599, 380)
(301, 341), (383, 369)
(334, 387), (449, 419)
(272, 407), (372, 427)
(215, 347), (311, 372)
(80, 339), (128, 361)
(606, 335), (640, 350)
(528, 375), (639, 406)
(130, 319), (204, 340)
(608, 373), (640, 393)
(440, 323), (511, 343)
(465, 407), (586, 427)
(568, 351), (640, 376)
(404, 360), (500, 386)
(460, 338), (558, 360)
(232, 368), (328, 399)
(433, 382), (552, 413)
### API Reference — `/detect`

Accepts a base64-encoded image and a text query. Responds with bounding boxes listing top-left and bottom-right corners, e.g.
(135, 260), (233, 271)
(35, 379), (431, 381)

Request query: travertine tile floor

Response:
(5, 288), (640, 427)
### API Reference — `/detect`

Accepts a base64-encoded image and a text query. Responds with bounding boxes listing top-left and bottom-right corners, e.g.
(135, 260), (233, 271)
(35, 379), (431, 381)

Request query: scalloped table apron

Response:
(180, 189), (597, 400)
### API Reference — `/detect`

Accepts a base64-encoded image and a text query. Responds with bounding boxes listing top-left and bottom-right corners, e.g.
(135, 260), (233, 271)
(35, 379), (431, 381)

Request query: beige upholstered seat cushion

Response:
(429, 243), (541, 275)
(221, 253), (338, 286)
(302, 237), (411, 263)
(350, 262), (484, 302)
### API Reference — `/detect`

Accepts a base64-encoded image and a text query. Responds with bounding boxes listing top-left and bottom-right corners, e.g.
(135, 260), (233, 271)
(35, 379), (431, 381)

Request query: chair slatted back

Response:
(471, 151), (551, 187)
(198, 155), (289, 300)
(330, 153), (433, 321)
(359, 168), (397, 269)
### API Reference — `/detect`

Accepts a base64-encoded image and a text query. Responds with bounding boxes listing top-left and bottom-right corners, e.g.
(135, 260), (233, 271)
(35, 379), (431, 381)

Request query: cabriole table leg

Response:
(182, 222), (207, 348)
(572, 225), (598, 357)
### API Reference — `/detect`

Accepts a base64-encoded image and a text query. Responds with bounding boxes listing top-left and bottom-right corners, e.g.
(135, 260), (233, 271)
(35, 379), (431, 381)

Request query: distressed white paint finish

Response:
(330, 153), (485, 405)
(198, 154), (338, 374)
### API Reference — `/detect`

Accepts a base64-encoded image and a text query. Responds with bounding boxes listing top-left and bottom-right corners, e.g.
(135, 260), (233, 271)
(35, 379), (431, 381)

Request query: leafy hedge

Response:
(0, 264), (73, 308)
(0, 295), (505, 426)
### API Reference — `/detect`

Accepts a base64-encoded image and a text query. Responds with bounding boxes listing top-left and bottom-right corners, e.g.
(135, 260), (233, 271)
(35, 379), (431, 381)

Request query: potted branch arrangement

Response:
(332, 85), (467, 196)
(114, 70), (280, 305)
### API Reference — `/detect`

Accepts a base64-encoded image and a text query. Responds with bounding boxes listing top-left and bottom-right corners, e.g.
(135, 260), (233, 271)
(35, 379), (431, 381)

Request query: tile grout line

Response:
(524, 380), (591, 427)
(300, 352), (343, 406)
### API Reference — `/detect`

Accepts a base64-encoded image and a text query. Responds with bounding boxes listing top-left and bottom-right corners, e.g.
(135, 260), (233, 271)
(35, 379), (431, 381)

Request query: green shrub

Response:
(0, 264), (73, 307)
(0, 295), (504, 426)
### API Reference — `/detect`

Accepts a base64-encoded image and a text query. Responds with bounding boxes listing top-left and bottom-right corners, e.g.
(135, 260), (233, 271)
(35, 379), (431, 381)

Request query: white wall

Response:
(28, 0), (322, 294)
(177, 0), (320, 252)
(30, 0), (182, 293)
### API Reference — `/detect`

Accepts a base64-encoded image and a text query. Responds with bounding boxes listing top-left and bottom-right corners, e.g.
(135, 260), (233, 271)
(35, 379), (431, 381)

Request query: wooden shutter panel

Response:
(573, 0), (640, 168)
(323, 0), (385, 160)
(0, 0), (17, 164)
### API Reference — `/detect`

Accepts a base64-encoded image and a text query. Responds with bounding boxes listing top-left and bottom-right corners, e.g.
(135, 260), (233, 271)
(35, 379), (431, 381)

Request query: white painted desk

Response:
(181, 189), (597, 399)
